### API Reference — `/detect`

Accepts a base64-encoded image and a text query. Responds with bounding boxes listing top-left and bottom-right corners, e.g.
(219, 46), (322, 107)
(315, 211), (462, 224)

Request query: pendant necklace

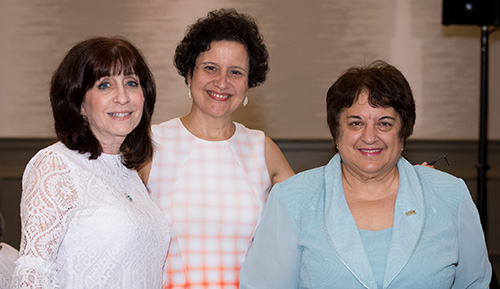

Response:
(124, 193), (133, 202)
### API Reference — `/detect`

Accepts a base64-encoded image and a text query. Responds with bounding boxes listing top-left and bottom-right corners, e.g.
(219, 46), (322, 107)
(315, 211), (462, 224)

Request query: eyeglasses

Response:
(428, 154), (451, 166)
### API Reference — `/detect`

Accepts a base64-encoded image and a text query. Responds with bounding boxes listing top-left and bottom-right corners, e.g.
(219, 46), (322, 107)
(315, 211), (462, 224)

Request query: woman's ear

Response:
(80, 105), (87, 117)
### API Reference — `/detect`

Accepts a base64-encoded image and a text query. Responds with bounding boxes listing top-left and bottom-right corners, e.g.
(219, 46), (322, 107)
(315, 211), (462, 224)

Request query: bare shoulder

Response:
(264, 136), (295, 186)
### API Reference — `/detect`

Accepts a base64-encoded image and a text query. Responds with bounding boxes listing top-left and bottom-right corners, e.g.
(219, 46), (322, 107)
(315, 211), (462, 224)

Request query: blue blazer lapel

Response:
(323, 155), (378, 289)
(383, 158), (425, 287)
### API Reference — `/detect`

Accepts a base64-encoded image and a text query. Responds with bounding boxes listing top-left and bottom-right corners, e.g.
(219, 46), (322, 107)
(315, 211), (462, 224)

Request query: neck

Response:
(341, 164), (399, 201)
(181, 112), (235, 141)
(100, 143), (122, 155)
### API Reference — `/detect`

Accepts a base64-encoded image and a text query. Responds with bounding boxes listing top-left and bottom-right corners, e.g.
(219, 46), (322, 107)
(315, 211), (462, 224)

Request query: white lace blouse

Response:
(12, 142), (171, 289)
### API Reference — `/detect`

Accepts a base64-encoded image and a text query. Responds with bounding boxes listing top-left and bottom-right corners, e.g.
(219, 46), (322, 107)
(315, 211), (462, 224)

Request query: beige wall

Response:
(0, 0), (499, 140)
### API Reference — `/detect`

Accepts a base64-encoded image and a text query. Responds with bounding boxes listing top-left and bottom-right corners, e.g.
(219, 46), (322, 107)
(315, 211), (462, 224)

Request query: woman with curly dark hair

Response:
(139, 8), (294, 288)
(13, 37), (171, 288)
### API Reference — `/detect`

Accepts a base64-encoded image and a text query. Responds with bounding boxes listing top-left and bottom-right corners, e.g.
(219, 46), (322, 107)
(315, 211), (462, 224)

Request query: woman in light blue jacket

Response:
(240, 60), (491, 288)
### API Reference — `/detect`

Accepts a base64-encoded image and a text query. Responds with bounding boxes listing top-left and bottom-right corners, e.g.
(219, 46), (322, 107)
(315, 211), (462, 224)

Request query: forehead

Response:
(196, 41), (249, 65)
(341, 92), (399, 120)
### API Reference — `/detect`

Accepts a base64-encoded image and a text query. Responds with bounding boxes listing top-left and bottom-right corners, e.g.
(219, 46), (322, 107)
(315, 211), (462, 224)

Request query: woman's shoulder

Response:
(281, 166), (326, 188)
(152, 118), (181, 133)
(272, 166), (326, 201)
(234, 121), (265, 136)
(413, 164), (463, 186)
(24, 142), (91, 181)
(412, 164), (468, 204)
(27, 142), (70, 167)
(269, 166), (327, 220)
(151, 118), (187, 146)
(22, 142), (81, 207)
(231, 122), (265, 147)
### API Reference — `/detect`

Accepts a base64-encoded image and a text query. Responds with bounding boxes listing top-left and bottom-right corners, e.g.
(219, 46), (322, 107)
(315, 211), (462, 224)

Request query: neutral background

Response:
(0, 0), (499, 140)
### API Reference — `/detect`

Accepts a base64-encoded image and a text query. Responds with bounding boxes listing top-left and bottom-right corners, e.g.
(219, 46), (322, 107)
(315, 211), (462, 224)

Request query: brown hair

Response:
(50, 36), (156, 169)
(326, 60), (416, 145)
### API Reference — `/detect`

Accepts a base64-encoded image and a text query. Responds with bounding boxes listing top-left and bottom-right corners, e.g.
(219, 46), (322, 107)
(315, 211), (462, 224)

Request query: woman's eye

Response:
(98, 82), (110, 89)
(378, 122), (393, 130)
(230, 70), (243, 76)
(204, 66), (216, 72)
(126, 80), (139, 87)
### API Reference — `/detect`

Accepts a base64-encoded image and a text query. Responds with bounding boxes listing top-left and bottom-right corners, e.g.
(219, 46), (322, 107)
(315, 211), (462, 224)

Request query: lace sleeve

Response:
(12, 150), (78, 288)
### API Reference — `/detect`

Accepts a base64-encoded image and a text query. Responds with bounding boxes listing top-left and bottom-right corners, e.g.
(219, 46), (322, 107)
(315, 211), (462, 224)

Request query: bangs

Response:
(94, 57), (136, 78)
(367, 90), (393, 108)
(85, 47), (138, 89)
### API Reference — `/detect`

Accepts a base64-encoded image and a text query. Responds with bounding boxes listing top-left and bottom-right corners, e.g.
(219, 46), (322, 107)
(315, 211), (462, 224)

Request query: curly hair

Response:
(326, 60), (416, 145)
(174, 8), (269, 88)
(50, 36), (156, 169)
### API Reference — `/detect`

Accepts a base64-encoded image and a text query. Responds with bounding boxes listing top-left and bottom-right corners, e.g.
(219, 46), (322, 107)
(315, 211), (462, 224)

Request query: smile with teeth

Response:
(359, 149), (382, 153)
(208, 91), (230, 100)
(108, 112), (132, 117)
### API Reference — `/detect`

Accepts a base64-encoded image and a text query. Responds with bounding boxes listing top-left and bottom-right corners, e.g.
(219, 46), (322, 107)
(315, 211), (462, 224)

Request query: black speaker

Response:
(442, 0), (500, 26)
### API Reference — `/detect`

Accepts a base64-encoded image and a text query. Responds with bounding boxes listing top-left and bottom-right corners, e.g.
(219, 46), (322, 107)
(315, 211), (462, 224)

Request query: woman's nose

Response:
(213, 72), (229, 89)
(114, 86), (130, 104)
(361, 125), (378, 144)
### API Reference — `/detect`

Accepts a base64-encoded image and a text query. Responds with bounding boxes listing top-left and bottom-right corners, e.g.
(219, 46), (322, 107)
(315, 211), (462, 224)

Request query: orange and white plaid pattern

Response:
(148, 118), (271, 289)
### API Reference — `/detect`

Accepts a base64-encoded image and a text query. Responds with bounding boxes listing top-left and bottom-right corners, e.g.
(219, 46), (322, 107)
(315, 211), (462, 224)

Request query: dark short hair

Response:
(174, 8), (269, 88)
(50, 36), (156, 169)
(326, 60), (416, 145)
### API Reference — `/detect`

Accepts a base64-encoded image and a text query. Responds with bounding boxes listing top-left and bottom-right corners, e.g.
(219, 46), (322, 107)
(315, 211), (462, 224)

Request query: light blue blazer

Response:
(240, 154), (491, 289)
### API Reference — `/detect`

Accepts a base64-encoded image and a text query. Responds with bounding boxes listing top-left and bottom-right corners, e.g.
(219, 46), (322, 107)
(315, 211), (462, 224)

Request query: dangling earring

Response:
(243, 96), (248, 107)
(187, 85), (192, 100)
(82, 115), (88, 127)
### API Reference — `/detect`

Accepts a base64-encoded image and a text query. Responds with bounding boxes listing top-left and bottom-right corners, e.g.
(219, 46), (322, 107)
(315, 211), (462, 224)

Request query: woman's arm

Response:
(12, 151), (77, 288)
(264, 136), (295, 186)
(453, 179), (492, 288)
(240, 183), (301, 289)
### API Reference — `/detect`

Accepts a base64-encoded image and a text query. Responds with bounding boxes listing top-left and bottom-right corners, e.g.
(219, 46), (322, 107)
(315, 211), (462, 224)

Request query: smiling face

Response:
(188, 40), (250, 119)
(81, 74), (144, 153)
(337, 90), (403, 180)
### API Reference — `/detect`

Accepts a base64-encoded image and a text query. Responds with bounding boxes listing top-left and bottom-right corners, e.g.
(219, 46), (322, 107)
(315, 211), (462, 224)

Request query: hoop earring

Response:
(243, 96), (248, 107)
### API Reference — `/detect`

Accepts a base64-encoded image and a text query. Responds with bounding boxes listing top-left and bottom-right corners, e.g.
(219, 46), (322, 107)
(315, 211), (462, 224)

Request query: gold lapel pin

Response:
(405, 210), (416, 216)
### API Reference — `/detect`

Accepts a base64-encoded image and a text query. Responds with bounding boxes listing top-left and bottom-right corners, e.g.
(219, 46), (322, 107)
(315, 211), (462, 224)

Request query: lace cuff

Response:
(11, 255), (61, 288)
